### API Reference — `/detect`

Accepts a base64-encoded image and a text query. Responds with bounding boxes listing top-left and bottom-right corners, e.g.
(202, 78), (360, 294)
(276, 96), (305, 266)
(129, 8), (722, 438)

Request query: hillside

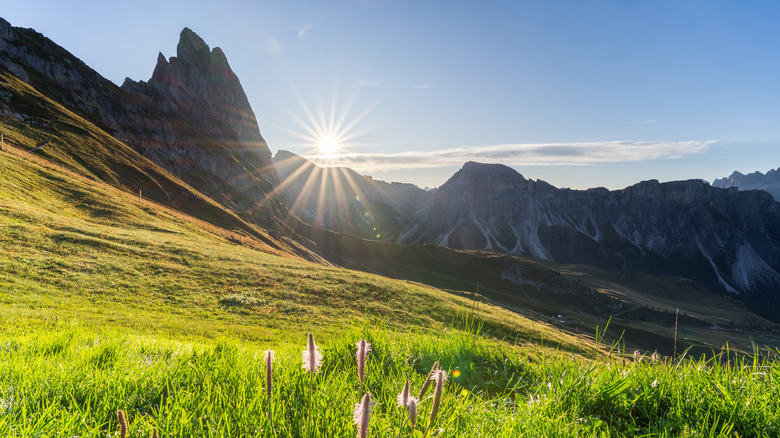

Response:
(276, 153), (780, 323)
(2, 133), (778, 436)
(0, 139), (588, 349)
(0, 68), (315, 260)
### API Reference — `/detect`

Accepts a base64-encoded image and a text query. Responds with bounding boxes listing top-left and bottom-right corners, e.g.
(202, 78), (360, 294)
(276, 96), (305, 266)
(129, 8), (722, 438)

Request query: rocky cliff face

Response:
(395, 162), (780, 319)
(0, 18), (278, 223)
(271, 155), (780, 318)
(713, 167), (780, 202)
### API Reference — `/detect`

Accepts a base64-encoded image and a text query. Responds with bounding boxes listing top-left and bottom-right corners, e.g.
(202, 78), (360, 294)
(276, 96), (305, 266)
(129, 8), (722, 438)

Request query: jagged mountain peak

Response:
(1, 18), (279, 223)
(713, 165), (780, 202)
(177, 27), (210, 60)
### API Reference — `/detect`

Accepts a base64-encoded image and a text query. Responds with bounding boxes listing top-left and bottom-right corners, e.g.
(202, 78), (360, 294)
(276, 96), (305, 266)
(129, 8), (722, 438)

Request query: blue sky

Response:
(4, 1), (780, 189)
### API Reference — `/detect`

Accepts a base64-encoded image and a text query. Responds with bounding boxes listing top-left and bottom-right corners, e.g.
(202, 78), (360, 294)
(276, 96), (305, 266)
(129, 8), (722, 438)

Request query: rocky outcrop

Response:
(713, 168), (780, 202)
(395, 162), (780, 319)
(271, 154), (780, 318)
(0, 18), (278, 223)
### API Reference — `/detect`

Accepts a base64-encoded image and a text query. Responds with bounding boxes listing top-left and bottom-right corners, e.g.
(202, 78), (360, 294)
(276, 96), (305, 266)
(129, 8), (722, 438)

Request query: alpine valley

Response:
(2, 16), (779, 361)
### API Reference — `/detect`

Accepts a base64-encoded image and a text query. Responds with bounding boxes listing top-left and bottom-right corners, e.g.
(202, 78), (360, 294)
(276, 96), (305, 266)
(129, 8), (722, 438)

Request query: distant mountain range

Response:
(276, 152), (780, 320)
(713, 167), (780, 202)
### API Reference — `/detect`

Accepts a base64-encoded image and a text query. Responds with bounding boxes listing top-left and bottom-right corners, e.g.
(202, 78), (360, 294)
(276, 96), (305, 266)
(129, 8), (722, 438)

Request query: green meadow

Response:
(1, 115), (779, 437)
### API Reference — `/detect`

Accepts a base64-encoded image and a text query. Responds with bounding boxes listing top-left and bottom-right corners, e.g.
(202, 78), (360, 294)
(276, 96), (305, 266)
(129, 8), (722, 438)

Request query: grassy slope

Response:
(554, 263), (780, 355)
(2, 320), (778, 437)
(0, 69), (317, 261)
(297, 223), (780, 356)
(0, 145), (585, 351)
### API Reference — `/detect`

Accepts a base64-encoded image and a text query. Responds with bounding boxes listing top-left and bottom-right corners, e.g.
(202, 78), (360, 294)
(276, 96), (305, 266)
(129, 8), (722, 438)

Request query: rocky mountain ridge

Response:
(0, 18), (278, 223)
(713, 167), (780, 202)
(277, 153), (780, 320)
(400, 163), (780, 296)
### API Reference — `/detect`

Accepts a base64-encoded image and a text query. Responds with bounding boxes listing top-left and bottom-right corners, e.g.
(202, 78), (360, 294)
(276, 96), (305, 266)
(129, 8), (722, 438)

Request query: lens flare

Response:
(318, 135), (340, 155)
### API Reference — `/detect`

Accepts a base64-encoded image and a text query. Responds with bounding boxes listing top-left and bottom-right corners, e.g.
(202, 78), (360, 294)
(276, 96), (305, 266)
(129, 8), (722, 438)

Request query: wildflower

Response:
(356, 339), (371, 384)
(651, 378), (658, 388)
(408, 397), (418, 429)
(651, 350), (659, 364)
(116, 410), (129, 438)
(428, 370), (447, 431)
(397, 380), (410, 408)
(302, 333), (322, 373)
(418, 360), (440, 399)
(353, 392), (375, 438)
(303, 333), (321, 438)
(633, 350), (641, 362)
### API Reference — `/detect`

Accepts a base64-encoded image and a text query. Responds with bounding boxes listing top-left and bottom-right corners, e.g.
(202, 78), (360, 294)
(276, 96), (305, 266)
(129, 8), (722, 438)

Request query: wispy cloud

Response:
(290, 24), (317, 39)
(414, 83), (438, 89)
(357, 80), (385, 87)
(306, 140), (714, 172)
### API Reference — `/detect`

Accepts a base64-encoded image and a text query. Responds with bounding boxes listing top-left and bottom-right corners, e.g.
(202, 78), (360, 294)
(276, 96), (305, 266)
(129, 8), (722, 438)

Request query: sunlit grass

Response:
(0, 325), (778, 437)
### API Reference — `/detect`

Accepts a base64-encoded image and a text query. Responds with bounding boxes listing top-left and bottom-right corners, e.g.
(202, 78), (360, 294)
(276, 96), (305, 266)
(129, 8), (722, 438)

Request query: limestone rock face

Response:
(272, 152), (780, 320)
(0, 18), (278, 222)
(120, 27), (278, 216)
(713, 168), (780, 202)
(395, 162), (780, 320)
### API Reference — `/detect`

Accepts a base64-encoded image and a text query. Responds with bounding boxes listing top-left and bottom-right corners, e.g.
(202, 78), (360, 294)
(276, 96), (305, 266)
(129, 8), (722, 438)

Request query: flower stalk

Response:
(303, 333), (321, 438)
(353, 392), (375, 438)
(424, 370), (447, 437)
(356, 339), (371, 386)
(418, 361), (440, 400)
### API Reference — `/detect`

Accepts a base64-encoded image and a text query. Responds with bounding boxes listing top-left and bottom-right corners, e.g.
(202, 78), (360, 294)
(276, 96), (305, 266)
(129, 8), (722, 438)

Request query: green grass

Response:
(1, 325), (778, 437)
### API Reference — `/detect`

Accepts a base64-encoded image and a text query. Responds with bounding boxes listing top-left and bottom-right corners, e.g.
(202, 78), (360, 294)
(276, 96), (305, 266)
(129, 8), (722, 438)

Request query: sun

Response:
(318, 135), (340, 155)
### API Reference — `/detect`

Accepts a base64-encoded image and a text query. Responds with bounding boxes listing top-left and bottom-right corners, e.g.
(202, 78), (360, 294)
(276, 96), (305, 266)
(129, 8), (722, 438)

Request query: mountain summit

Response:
(121, 27), (278, 214)
(0, 20), (278, 221)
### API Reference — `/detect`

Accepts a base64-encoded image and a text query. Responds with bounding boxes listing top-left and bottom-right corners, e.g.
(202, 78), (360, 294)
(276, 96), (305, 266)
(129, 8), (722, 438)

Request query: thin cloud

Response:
(306, 140), (714, 172)
(290, 24), (317, 39)
(414, 83), (438, 89)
